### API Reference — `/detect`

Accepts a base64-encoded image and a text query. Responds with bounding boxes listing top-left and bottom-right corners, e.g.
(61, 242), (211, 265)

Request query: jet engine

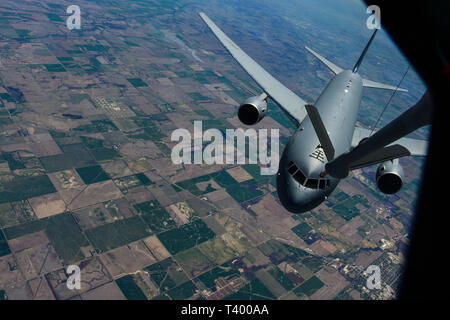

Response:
(376, 159), (404, 194)
(238, 93), (268, 125)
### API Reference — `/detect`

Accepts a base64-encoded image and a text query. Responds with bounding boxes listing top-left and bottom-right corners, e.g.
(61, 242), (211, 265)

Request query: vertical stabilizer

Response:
(352, 28), (378, 73)
(353, 29), (407, 92)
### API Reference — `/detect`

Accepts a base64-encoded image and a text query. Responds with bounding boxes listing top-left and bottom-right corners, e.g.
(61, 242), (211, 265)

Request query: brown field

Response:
(80, 281), (126, 300)
(28, 193), (66, 219)
(100, 240), (157, 278)
(59, 180), (122, 211)
(142, 235), (171, 262)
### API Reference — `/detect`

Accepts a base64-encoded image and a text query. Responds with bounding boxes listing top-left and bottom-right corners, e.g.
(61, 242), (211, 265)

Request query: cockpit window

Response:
(294, 170), (306, 185)
(287, 161), (298, 175)
(305, 178), (318, 189)
(287, 161), (329, 190)
(287, 161), (306, 185)
(318, 179), (327, 189)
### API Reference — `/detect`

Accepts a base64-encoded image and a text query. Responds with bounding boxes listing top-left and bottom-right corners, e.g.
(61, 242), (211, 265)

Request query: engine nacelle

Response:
(238, 93), (267, 125)
(376, 159), (404, 194)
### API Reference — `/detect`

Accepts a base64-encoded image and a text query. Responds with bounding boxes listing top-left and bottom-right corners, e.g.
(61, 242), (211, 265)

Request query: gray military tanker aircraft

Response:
(199, 12), (430, 213)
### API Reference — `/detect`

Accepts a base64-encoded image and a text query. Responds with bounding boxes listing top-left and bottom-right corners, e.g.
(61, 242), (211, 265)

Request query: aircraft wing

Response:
(352, 126), (428, 156)
(199, 12), (308, 126)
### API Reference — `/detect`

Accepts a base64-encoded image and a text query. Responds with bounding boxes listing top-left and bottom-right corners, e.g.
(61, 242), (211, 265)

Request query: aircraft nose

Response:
(276, 169), (325, 213)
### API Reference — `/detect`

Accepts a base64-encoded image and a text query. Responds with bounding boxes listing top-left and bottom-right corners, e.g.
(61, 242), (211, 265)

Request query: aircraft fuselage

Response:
(276, 70), (363, 213)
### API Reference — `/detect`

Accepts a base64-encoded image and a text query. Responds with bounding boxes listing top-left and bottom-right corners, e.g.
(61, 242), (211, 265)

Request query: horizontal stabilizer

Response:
(352, 127), (428, 156)
(305, 46), (343, 75)
(362, 78), (408, 92)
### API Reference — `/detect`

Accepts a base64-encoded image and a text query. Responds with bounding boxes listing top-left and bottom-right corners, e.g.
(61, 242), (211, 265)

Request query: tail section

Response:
(353, 28), (408, 92)
(305, 28), (407, 93)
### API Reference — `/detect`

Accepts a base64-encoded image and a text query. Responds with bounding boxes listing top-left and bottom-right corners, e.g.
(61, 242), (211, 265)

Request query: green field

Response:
(175, 174), (216, 196)
(44, 64), (66, 72)
(301, 256), (324, 273)
(242, 164), (271, 183)
(90, 148), (120, 161)
(76, 165), (110, 184)
(135, 173), (153, 186)
(211, 170), (238, 188)
(167, 281), (197, 300)
(174, 170), (240, 195)
(68, 93), (90, 104)
(73, 120), (118, 134)
(188, 92), (210, 101)
(157, 220), (215, 255)
(0, 175), (56, 204)
(335, 289), (354, 300)
(333, 194), (368, 221)
(127, 78), (148, 87)
(46, 13), (64, 22)
(1, 152), (25, 170)
(268, 266), (294, 291)
(293, 275), (324, 297)
(291, 222), (312, 237)
(3, 213), (91, 264)
(269, 111), (297, 131)
(39, 154), (83, 172)
(45, 213), (90, 264)
(126, 125), (165, 141)
(3, 218), (49, 240)
(144, 258), (188, 292)
(131, 116), (157, 128)
(145, 263), (177, 292)
(0, 231), (11, 257)
(0, 203), (17, 228)
(39, 143), (95, 172)
(85, 216), (151, 253)
(258, 240), (311, 265)
(197, 237), (238, 265)
(134, 200), (176, 233)
(116, 275), (147, 300)
(80, 137), (103, 149)
(175, 247), (214, 277)
(57, 56), (74, 62)
(225, 179), (264, 203)
(333, 191), (350, 202)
